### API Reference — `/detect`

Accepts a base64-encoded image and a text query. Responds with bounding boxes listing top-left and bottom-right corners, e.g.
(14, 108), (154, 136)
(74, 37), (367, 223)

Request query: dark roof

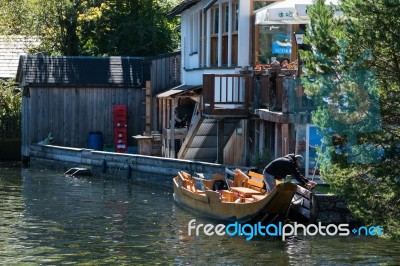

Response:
(16, 55), (147, 88)
(167, 0), (201, 19)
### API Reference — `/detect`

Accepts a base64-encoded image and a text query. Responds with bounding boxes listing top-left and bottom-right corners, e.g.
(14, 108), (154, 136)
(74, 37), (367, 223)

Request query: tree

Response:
(0, 0), (180, 56)
(302, 0), (400, 239)
(77, 0), (180, 56)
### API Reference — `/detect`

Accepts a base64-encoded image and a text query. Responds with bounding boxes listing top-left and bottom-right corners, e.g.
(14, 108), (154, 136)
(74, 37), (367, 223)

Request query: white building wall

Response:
(237, 0), (251, 67)
(180, 0), (252, 86)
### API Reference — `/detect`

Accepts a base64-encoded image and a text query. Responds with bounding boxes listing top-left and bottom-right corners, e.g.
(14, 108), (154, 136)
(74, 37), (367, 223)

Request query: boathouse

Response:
(16, 53), (181, 162)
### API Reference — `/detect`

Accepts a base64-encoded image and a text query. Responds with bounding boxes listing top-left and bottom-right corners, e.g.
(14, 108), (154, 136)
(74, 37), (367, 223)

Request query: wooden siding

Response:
(149, 52), (181, 95)
(223, 120), (245, 166)
(149, 52), (181, 131)
(19, 53), (182, 157)
(26, 87), (144, 149)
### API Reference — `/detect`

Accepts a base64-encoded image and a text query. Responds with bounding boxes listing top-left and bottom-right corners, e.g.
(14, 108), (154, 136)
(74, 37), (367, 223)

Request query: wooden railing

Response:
(202, 74), (253, 116)
(202, 71), (314, 117)
(255, 69), (314, 113)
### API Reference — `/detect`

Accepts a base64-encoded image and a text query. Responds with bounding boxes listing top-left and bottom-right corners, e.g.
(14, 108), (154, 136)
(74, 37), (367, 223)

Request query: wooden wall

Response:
(149, 52), (181, 132)
(25, 86), (144, 150)
(223, 120), (246, 166)
(20, 53), (182, 158)
(149, 52), (181, 95)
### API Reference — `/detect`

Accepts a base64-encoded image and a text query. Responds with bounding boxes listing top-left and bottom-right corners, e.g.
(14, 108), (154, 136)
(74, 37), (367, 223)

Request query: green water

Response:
(0, 162), (399, 265)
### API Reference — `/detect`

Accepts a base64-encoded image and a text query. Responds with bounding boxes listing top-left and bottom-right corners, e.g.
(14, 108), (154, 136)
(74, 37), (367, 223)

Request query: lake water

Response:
(1, 162), (399, 265)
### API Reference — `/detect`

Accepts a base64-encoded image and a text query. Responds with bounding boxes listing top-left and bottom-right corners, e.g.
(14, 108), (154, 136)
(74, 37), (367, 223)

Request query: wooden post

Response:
(259, 120), (265, 155)
(217, 118), (224, 164)
(282, 124), (290, 155)
(275, 123), (281, 158)
(145, 81), (151, 134)
(21, 92), (30, 165)
(261, 74), (270, 108)
(276, 74), (284, 111)
(170, 99), (177, 158)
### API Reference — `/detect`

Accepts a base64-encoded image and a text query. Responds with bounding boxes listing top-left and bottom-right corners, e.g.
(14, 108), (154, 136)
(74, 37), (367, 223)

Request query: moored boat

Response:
(173, 169), (298, 224)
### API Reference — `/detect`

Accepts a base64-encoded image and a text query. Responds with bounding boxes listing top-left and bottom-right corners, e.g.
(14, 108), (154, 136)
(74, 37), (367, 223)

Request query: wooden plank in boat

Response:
(248, 171), (263, 181)
(230, 187), (263, 197)
(247, 178), (265, 192)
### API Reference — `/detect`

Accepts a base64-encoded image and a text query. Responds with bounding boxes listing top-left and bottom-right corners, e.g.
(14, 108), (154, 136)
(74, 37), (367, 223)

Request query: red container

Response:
(113, 116), (127, 128)
(113, 105), (128, 152)
(113, 105), (127, 116)
(113, 128), (128, 153)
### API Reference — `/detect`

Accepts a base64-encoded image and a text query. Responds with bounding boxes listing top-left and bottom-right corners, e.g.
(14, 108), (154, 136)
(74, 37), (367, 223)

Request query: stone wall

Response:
(29, 144), (227, 188)
(315, 194), (359, 225)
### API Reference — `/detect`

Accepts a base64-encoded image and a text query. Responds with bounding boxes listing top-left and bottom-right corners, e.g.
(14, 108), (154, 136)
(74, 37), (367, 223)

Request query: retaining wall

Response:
(315, 194), (359, 225)
(29, 144), (226, 187)
(29, 144), (357, 225)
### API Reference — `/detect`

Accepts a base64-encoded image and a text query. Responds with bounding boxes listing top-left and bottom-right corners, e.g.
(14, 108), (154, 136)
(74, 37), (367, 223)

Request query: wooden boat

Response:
(173, 169), (298, 224)
(288, 185), (317, 223)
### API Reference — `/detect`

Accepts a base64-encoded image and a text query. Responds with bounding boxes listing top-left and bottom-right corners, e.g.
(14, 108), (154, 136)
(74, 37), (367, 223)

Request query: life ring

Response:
(328, 81), (370, 124)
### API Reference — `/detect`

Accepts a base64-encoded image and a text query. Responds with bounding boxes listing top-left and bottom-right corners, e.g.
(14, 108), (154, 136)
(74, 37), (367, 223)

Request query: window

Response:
(223, 5), (229, 33)
(208, 1), (239, 67)
(212, 7), (219, 34)
(232, 2), (239, 32)
(190, 12), (199, 54)
(257, 24), (292, 64)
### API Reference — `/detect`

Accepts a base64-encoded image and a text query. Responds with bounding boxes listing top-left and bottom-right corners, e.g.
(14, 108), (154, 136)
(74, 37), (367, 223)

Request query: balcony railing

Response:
(201, 70), (314, 118)
(202, 74), (253, 116)
(255, 69), (314, 113)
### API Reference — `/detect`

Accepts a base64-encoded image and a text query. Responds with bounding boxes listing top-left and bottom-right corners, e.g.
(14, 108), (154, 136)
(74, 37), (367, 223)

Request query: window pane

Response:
(224, 5), (229, 32)
(258, 24), (292, 64)
(233, 3), (239, 31)
(213, 8), (219, 34)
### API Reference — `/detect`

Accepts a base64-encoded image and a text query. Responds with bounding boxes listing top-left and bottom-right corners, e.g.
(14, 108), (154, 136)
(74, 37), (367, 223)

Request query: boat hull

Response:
(173, 176), (298, 224)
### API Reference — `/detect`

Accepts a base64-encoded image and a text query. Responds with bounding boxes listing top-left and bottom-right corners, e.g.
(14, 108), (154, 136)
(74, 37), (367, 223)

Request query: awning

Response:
(255, 0), (312, 25)
(255, 0), (340, 25)
(156, 85), (202, 98)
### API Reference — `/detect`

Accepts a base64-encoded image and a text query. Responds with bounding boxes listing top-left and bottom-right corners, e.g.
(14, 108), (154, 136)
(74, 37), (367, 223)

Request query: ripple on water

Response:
(0, 165), (399, 265)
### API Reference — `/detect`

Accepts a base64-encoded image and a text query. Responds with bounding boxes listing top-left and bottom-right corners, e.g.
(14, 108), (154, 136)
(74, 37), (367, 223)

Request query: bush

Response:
(0, 79), (21, 139)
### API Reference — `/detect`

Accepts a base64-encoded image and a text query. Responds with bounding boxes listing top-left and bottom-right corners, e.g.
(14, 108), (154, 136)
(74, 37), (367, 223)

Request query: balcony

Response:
(256, 68), (314, 114)
(202, 74), (253, 117)
(202, 69), (315, 121)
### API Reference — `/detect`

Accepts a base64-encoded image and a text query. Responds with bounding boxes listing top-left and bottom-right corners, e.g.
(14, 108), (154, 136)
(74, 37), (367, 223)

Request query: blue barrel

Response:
(87, 131), (103, 150)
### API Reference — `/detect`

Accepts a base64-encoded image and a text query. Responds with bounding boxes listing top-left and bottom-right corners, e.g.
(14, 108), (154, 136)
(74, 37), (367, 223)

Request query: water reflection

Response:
(0, 164), (399, 265)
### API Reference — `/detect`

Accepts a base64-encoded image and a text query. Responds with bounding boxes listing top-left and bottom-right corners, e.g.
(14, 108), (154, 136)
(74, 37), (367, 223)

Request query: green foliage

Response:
(0, 79), (21, 139)
(252, 148), (273, 172)
(0, 0), (180, 56)
(0, 79), (21, 117)
(302, 0), (400, 239)
(77, 0), (180, 56)
(0, 0), (29, 35)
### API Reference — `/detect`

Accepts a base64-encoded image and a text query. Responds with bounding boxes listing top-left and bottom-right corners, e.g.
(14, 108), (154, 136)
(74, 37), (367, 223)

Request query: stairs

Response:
(177, 104), (240, 163)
